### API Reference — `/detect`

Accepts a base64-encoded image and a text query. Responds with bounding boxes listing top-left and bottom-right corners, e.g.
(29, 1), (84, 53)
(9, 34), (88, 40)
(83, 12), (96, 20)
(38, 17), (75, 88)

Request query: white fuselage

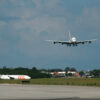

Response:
(0, 75), (31, 80)
(71, 37), (77, 42)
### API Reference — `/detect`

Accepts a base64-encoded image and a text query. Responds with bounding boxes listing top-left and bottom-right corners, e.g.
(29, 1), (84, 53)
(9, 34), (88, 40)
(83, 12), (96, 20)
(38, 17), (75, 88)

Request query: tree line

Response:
(0, 67), (51, 79)
(0, 66), (100, 78)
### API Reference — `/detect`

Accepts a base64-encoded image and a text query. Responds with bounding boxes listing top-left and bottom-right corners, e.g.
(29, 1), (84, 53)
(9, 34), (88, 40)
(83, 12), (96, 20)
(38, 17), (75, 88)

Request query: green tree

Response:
(90, 70), (100, 78)
(65, 67), (70, 72)
(79, 71), (85, 77)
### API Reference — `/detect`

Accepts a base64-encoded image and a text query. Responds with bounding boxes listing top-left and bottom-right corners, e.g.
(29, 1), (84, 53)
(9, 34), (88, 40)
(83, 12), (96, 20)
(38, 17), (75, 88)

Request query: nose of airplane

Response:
(26, 76), (31, 79)
(72, 37), (76, 42)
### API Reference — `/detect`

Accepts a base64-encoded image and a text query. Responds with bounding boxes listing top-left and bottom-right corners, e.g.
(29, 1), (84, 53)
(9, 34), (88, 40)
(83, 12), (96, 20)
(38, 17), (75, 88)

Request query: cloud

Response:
(78, 7), (100, 29)
(0, 0), (100, 68)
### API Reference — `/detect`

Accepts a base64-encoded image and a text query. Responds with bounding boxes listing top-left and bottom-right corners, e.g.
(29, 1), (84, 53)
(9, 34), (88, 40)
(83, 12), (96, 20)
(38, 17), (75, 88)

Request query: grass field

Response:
(0, 78), (100, 87)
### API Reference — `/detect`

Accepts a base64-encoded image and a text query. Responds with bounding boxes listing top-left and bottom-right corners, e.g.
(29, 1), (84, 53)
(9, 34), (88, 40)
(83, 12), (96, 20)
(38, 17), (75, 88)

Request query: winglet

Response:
(91, 39), (98, 41)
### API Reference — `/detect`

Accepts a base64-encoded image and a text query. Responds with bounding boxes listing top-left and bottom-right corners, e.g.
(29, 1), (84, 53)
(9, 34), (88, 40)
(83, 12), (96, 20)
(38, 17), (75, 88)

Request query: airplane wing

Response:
(46, 39), (97, 46)
(77, 39), (98, 44)
(46, 40), (71, 44)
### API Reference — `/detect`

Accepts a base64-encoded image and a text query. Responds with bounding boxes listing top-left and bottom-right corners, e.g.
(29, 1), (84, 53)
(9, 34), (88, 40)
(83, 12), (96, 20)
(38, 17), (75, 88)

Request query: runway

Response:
(0, 84), (100, 100)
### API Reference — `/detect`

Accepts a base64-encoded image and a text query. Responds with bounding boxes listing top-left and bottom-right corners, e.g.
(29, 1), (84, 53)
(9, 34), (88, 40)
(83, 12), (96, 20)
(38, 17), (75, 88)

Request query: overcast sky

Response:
(0, 0), (100, 70)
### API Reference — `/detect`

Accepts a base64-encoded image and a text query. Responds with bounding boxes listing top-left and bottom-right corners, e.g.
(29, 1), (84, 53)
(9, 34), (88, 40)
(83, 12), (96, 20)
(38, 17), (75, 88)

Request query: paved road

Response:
(0, 84), (100, 100)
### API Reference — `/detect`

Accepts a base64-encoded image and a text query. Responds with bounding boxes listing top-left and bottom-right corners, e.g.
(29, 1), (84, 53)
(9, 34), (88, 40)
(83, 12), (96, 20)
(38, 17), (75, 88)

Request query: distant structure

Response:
(50, 71), (80, 78)
(50, 71), (66, 78)
(67, 71), (80, 77)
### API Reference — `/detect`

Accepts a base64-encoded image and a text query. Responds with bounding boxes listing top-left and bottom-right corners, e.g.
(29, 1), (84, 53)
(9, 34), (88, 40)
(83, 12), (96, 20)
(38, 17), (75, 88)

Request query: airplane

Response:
(0, 75), (31, 80)
(46, 32), (97, 46)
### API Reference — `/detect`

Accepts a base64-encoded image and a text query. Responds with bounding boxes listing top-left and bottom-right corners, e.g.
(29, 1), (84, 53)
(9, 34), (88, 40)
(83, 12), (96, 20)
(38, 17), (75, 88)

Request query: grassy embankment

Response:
(0, 78), (100, 87)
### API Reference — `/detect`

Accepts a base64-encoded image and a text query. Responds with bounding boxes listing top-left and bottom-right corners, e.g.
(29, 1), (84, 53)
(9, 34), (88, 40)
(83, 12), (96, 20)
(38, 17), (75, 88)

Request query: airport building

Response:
(50, 71), (80, 78)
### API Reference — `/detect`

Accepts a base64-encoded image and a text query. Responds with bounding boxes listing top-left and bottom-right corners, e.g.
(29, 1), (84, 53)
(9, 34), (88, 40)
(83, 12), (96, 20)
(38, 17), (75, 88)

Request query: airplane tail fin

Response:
(68, 31), (71, 41)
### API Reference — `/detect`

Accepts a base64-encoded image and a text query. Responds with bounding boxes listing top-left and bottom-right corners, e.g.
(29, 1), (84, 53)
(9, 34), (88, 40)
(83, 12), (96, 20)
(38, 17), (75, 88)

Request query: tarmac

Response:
(0, 84), (100, 100)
